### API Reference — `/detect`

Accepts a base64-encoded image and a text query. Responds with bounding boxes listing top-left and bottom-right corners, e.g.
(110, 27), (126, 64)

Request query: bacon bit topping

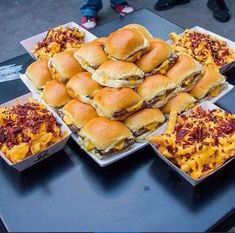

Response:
(150, 105), (235, 179)
(0, 102), (60, 149)
(170, 30), (235, 67)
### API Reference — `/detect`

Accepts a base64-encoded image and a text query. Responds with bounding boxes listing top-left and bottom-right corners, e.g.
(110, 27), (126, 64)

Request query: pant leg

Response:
(109, 0), (126, 5)
(80, 0), (103, 17)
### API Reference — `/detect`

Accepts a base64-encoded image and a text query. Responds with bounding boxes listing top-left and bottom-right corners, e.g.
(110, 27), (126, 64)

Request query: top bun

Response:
(79, 117), (133, 150)
(26, 59), (52, 89)
(66, 72), (103, 104)
(165, 53), (202, 88)
(74, 40), (108, 73)
(190, 65), (226, 99)
(124, 108), (165, 132)
(42, 80), (71, 107)
(92, 60), (144, 88)
(136, 38), (174, 74)
(93, 87), (142, 120)
(62, 99), (97, 129)
(94, 37), (107, 46)
(136, 74), (177, 101)
(122, 24), (153, 41)
(160, 92), (196, 114)
(105, 28), (150, 62)
(48, 50), (84, 82)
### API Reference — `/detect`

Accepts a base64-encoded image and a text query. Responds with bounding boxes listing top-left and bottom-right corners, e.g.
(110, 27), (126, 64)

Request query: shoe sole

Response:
(155, 0), (190, 11)
(111, 5), (132, 16)
(207, 3), (230, 22)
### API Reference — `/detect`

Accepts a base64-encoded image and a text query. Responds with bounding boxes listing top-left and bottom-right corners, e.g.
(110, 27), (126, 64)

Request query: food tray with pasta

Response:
(20, 22), (97, 60)
(149, 101), (235, 186)
(0, 93), (71, 171)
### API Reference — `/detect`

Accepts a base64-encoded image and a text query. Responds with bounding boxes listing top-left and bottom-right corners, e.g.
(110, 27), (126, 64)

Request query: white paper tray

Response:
(20, 22), (97, 60)
(168, 26), (235, 69)
(71, 134), (147, 167)
(149, 101), (235, 186)
(0, 93), (72, 171)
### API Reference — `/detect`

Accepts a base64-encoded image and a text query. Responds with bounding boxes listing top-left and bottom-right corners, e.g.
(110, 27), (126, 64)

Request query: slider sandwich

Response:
(92, 60), (144, 88)
(105, 28), (150, 62)
(190, 66), (226, 100)
(124, 108), (165, 142)
(136, 38), (178, 75)
(93, 87), (142, 121)
(122, 24), (153, 41)
(160, 92), (196, 116)
(48, 50), (84, 83)
(136, 74), (177, 108)
(78, 117), (134, 159)
(42, 80), (71, 108)
(74, 40), (108, 74)
(66, 72), (103, 104)
(166, 53), (202, 91)
(26, 59), (52, 89)
(58, 99), (97, 134)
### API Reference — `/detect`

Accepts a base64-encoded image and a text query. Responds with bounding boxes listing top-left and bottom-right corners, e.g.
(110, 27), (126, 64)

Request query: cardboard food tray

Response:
(20, 22), (97, 60)
(168, 26), (235, 70)
(149, 101), (235, 186)
(0, 93), (72, 171)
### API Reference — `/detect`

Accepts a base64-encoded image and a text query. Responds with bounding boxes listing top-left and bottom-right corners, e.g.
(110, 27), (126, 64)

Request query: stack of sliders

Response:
(25, 23), (227, 161)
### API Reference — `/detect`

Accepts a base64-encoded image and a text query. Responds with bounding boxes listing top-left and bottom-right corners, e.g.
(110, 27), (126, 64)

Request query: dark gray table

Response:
(0, 9), (234, 232)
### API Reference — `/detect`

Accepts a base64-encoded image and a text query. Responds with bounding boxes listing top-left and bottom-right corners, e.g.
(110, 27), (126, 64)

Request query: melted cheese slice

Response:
(145, 122), (158, 131)
(85, 140), (95, 151)
(210, 85), (222, 97)
(115, 140), (125, 150)
(184, 76), (194, 86)
(63, 115), (73, 125)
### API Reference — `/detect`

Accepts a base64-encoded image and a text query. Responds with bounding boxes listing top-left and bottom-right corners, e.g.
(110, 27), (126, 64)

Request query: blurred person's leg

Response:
(207, 0), (230, 22)
(110, 0), (134, 16)
(154, 0), (190, 11)
(80, 0), (103, 29)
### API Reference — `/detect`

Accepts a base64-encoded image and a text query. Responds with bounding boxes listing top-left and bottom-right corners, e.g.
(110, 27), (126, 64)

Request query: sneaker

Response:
(154, 0), (190, 11)
(111, 1), (134, 16)
(81, 16), (97, 30)
(207, 0), (230, 22)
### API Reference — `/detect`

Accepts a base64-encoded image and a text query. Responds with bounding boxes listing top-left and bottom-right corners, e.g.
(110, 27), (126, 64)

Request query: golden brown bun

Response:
(92, 60), (144, 88)
(94, 37), (107, 45)
(62, 99), (97, 128)
(190, 66), (226, 99)
(124, 108), (165, 131)
(166, 53), (202, 85)
(105, 28), (149, 62)
(26, 59), (52, 89)
(65, 48), (79, 54)
(160, 92), (196, 114)
(74, 41), (108, 73)
(136, 39), (173, 73)
(66, 72), (103, 104)
(122, 24), (153, 41)
(49, 50), (84, 82)
(93, 87), (142, 120)
(79, 117), (133, 150)
(136, 74), (176, 101)
(42, 80), (72, 107)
